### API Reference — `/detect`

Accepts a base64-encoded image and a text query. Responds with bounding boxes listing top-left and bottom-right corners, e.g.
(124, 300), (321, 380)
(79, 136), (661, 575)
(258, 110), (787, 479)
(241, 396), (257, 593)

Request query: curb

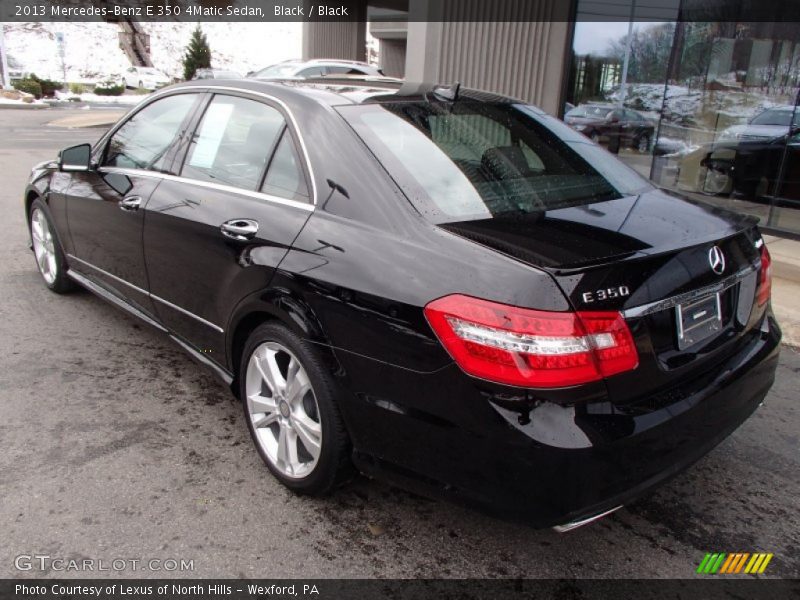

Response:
(0, 103), (49, 110)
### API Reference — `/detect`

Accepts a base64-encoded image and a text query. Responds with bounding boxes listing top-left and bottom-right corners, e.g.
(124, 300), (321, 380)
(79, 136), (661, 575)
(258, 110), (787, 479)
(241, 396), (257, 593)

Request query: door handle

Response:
(119, 196), (142, 211)
(220, 219), (259, 241)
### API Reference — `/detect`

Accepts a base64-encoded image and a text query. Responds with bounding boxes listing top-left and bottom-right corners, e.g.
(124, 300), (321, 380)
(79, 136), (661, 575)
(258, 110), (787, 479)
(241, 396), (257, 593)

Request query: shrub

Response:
(94, 80), (125, 96)
(69, 82), (86, 95)
(13, 78), (42, 99)
(29, 74), (61, 97)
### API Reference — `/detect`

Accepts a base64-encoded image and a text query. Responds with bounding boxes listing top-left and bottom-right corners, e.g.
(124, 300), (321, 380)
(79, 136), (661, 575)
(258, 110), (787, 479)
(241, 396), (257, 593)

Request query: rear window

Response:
(339, 101), (651, 223)
(566, 105), (613, 119)
(750, 108), (799, 127)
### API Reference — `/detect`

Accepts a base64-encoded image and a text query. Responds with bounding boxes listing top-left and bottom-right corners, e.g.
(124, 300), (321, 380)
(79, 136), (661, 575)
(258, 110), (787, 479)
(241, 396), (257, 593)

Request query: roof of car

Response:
(168, 78), (521, 108)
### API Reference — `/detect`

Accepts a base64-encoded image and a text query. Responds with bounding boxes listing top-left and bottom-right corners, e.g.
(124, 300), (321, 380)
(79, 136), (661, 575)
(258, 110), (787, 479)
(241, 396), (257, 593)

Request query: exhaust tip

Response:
(552, 505), (623, 533)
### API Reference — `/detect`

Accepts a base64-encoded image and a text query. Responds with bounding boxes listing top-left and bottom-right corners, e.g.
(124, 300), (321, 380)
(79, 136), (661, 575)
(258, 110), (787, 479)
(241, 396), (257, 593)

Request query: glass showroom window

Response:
(652, 21), (800, 237)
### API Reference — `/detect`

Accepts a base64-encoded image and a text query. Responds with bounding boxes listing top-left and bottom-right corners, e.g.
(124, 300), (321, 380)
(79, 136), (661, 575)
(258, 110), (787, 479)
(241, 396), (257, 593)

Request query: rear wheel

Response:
(240, 322), (352, 495)
(29, 200), (74, 293)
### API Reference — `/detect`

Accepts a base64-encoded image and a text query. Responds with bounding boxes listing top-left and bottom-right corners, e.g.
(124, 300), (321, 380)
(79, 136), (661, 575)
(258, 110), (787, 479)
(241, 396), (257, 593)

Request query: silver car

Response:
(248, 59), (384, 80)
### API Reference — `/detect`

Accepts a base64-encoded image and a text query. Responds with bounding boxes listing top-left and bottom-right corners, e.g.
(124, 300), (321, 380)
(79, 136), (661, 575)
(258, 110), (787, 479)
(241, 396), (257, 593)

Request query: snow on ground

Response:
(2, 20), (302, 83)
(52, 90), (149, 105)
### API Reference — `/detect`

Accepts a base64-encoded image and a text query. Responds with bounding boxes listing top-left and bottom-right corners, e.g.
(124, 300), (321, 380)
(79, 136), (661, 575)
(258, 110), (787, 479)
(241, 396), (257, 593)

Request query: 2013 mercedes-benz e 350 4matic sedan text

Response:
(24, 79), (780, 530)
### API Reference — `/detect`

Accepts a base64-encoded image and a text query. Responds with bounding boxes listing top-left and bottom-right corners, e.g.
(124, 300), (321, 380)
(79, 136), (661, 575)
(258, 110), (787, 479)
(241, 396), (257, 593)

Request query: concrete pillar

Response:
(404, 0), (573, 115)
(302, 0), (368, 62)
(379, 39), (407, 77)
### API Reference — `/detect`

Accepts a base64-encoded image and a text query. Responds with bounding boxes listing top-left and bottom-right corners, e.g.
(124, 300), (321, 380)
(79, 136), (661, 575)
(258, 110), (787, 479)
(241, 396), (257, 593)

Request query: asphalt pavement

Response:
(0, 108), (798, 579)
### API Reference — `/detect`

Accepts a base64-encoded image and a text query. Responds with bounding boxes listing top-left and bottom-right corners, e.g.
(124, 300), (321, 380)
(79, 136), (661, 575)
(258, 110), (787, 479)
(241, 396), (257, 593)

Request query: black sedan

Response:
(24, 79), (780, 530)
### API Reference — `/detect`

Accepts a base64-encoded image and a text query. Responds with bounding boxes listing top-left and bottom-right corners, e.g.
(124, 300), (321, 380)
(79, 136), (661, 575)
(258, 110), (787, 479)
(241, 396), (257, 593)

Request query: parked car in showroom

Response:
(23, 78), (780, 530)
(192, 68), (244, 80)
(718, 105), (800, 142)
(248, 58), (384, 80)
(565, 103), (655, 152)
(122, 66), (171, 90)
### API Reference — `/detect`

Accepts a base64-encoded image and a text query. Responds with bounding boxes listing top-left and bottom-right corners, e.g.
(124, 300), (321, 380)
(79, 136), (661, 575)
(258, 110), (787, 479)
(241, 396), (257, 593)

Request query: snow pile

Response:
(2, 21), (302, 82)
(52, 90), (148, 105)
(607, 82), (789, 128)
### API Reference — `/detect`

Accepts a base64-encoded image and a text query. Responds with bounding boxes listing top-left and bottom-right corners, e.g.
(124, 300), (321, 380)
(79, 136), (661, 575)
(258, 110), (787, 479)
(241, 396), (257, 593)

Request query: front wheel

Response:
(29, 200), (74, 293)
(637, 134), (651, 153)
(240, 322), (352, 495)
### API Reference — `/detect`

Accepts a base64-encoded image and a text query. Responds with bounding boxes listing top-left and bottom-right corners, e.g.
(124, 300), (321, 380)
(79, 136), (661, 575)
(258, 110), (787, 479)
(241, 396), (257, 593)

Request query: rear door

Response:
(67, 91), (202, 313)
(143, 92), (313, 361)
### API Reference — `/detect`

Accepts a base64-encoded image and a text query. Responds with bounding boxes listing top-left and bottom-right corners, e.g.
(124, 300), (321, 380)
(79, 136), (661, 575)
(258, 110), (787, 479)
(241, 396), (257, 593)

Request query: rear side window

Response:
(339, 101), (652, 222)
(297, 66), (326, 78)
(102, 93), (197, 172)
(182, 95), (284, 191)
(260, 130), (309, 202)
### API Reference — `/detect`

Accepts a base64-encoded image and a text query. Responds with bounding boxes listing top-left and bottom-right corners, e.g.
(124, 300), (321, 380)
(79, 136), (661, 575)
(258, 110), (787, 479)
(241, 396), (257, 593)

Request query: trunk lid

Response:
(439, 189), (766, 401)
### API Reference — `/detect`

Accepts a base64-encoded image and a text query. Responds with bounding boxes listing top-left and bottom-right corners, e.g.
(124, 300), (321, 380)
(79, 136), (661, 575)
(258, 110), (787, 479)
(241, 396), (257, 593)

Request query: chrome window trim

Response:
(67, 254), (224, 333)
(99, 166), (314, 212)
(621, 263), (757, 319)
(92, 84), (318, 206)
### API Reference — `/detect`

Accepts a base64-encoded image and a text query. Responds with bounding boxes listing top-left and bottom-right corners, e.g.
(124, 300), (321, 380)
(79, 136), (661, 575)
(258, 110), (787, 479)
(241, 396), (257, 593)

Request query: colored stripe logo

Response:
(697, 552), (773, 574)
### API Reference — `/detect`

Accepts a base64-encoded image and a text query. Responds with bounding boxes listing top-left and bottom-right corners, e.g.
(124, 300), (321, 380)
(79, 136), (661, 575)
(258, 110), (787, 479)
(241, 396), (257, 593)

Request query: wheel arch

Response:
(226, 288), (342, 395)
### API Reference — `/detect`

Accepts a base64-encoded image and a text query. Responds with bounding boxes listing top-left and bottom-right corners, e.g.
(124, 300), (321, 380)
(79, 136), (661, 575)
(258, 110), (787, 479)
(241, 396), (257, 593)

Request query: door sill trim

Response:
(67, 269), (167, 332)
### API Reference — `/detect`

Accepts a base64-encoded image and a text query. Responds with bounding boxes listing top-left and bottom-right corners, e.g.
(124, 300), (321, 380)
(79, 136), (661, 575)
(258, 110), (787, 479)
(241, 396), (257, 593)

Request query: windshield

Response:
(254, 64), (300, 78)
(566, 105), (613, 119)
(339, 101), (651, 223)
(750, 108), (800, 127)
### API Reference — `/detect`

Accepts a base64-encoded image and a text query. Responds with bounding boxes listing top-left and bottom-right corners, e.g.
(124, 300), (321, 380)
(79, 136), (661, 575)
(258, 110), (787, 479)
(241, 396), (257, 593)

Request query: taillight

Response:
(756, 245), (772, 306)
(424, 294), (638, 388)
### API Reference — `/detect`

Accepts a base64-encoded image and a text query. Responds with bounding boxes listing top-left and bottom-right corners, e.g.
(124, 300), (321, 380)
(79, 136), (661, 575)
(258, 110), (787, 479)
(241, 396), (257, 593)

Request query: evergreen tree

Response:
(182, 26), (211, 81)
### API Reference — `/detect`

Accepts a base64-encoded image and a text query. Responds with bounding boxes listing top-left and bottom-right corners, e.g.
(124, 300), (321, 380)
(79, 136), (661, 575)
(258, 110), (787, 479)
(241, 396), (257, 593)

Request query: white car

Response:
(248, 58), (385, 80)
(122, 66), (171, 91)
(718, 106), (800, 142)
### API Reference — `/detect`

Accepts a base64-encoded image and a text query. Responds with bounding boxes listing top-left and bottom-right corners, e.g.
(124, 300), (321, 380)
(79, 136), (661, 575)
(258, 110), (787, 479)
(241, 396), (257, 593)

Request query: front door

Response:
(66, 92), (202, 313)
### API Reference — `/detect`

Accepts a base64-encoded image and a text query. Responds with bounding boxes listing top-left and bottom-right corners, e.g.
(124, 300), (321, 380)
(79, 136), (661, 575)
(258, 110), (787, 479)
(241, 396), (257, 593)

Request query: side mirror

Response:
(59, 144), (92, 172)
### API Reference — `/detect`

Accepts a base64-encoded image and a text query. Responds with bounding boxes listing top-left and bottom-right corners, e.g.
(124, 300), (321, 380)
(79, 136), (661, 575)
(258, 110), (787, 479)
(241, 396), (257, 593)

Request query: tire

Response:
(138, 80), (144, 90)
(590, 131), (600, 143)
(239, 322), (352, 495)
(29, 199), (74, 294)
(637, 134), (650, 153)
(699, 165), (732, 196)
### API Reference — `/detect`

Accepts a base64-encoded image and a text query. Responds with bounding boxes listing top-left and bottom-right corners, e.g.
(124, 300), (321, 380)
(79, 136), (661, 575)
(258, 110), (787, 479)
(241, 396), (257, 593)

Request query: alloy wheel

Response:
(245, 342), (322, 479)
(31, 208), (57, 285)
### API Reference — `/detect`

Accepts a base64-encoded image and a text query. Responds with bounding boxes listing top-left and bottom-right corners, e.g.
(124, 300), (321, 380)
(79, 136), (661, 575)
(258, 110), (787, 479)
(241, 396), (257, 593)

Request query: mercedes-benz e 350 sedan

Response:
(24, 79), (780, 530)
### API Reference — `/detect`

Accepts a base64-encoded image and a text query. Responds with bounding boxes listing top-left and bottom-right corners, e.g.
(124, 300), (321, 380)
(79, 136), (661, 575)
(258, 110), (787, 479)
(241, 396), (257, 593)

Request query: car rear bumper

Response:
(338, 315), (781, 528)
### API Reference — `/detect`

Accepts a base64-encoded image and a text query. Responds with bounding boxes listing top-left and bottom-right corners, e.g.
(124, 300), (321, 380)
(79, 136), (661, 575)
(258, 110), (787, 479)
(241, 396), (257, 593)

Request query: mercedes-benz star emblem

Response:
(708, 246), (726, 275)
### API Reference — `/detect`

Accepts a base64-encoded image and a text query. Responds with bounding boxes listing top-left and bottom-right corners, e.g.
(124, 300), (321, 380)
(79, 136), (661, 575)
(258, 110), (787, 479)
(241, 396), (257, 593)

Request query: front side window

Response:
(339, 101), (652, 222)
(102, 93), (197, 171)
(182, 95), (285, 191)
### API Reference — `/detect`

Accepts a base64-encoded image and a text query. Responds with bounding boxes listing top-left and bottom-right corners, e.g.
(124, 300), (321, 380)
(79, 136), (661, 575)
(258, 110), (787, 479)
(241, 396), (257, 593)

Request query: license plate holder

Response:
(676, 293), (722, 350)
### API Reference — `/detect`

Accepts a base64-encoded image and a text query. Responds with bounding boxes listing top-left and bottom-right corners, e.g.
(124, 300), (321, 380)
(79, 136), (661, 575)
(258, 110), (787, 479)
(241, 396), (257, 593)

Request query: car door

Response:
(143, 92), (313, 361)
(66, 91), (203, 314)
